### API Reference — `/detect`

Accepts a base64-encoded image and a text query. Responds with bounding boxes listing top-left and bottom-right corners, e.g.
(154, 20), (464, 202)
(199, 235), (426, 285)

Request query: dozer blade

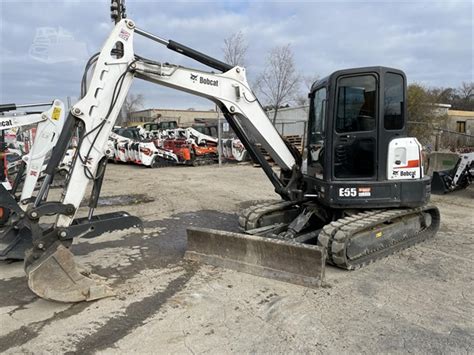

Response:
(186, 227), (325, 288)
(25, 242), (114, 303)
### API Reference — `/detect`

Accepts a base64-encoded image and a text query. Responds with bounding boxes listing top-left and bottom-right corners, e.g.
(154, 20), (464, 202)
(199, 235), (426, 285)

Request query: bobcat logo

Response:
(0, 119), (13, 127)
(190, 73), (219, 86)
(400, 170), (416, 178)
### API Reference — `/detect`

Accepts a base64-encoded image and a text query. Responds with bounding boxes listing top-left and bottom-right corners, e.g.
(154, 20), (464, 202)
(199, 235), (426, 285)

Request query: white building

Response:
(266, 105), (309, 136)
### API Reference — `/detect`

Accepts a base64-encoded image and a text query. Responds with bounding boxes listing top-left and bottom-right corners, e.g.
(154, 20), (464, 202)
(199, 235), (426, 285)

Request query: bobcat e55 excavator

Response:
(0, 1), (440, 302)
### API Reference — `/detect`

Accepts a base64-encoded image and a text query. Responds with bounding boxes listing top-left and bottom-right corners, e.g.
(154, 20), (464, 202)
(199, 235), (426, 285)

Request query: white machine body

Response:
(20, 100), (66, 201)
(387, 137), (423, 180)
(0, 101), (66, 205)
(452, 152), (474, 186)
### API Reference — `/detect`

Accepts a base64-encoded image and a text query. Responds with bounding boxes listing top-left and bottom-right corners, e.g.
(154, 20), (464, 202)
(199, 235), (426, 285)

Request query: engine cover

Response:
(387, 137), (423, 180)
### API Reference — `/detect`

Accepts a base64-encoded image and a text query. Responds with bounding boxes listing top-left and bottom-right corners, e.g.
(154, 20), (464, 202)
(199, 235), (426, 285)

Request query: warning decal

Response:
(358, 187), (371, 197)
(52, 107), (61, 121)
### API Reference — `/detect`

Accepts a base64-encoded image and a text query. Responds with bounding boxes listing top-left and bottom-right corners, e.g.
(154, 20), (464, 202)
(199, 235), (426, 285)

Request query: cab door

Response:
(307, 86), (327, 180)
(332, 74), (378, 180)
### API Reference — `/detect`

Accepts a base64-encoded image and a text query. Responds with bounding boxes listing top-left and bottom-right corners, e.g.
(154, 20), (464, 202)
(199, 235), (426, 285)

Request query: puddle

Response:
(82, 194), (154, 207)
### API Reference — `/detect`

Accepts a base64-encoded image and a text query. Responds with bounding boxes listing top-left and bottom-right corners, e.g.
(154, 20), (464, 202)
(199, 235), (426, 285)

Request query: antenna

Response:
(110, 0), (126, 24)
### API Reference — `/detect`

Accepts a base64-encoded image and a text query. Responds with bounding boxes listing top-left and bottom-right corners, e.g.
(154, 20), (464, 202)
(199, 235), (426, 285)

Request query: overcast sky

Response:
(0, 0), (472, 110)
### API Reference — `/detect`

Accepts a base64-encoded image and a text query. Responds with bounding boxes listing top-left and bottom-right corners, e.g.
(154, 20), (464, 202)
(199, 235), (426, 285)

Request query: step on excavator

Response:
(0, 0), (440, 302)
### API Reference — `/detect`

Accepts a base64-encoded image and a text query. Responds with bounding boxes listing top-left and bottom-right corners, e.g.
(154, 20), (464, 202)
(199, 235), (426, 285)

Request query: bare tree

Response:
(427, 82), (474, 111)
(428, 86), (456, 104)
(222, 31), (248, 67)
(293, 74), (320, 107)
(458, 82), (474, 100)
(256, 44), (300, 124)
(121, 93), (144, 123)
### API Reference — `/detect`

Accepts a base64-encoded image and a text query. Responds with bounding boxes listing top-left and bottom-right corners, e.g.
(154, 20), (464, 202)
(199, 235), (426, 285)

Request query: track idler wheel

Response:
(25, 242), (114, 303)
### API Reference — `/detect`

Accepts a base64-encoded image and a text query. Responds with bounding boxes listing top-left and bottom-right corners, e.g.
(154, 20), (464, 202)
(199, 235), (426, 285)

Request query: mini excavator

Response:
(0, 1), (439, 302)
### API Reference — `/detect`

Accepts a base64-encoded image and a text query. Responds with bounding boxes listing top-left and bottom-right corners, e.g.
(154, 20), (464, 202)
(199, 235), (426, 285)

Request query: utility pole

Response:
(216, 104), (222, 167)
(0, 129), (5, 186)
(435, 130), (442, 151)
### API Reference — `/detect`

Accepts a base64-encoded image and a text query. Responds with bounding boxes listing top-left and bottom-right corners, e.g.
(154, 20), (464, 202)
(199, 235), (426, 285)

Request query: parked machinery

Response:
(160, 127), (218, 166)
(108, 126), (219, 167)
(221, 138), (248, 162)
(0, 101), (66, 233)
(431, 152), (474, 194)
(108, 129), (179, 167)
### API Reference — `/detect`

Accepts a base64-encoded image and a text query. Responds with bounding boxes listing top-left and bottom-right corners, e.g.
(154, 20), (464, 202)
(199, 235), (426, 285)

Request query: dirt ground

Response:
(0, 163), (473, 354)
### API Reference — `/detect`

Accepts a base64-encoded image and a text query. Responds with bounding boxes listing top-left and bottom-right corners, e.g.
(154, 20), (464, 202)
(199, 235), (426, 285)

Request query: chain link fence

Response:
(273, 120), (307, 137)
(432, 129), (474, 152)
(408, 121), (473, 152)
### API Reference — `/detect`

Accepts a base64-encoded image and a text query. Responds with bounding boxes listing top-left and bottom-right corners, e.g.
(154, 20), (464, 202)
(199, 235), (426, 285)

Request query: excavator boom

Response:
(11, 18), (323, 302)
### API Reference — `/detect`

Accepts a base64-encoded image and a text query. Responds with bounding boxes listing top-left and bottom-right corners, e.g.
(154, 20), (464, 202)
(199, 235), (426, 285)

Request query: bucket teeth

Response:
(25, 242), (114, 303)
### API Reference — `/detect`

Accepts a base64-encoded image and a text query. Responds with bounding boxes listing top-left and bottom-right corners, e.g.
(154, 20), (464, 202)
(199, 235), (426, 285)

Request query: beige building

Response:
(447, 109), (474, 135)
(437, 109), (474, 149)
(128, 108), (219, 127)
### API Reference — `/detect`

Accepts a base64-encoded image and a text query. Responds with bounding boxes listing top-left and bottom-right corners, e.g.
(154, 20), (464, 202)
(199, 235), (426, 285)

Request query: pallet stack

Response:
(284, 135), (303, 153)
(253, 134), (303, 167)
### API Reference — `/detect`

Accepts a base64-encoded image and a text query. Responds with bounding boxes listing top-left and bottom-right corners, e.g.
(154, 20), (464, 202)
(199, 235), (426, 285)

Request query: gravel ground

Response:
(0, 163), (472, 354)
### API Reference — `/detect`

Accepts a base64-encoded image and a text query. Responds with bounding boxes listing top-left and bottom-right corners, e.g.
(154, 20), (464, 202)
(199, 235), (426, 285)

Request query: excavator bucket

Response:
(25, 242), (114, 303)
(185, 227), (325, 288)
(431, 170), (451, 194)
(20, 211), (141, 302)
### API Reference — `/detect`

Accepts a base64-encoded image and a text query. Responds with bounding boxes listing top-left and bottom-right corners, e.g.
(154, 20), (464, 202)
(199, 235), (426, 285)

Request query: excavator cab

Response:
(305, 67), (431, 209)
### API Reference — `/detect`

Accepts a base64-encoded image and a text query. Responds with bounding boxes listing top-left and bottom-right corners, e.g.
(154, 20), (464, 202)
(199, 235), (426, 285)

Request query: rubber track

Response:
(191, 156), (218, 166)
(238, 200), (299, 231)
(151, 158), (176, 168)
(317, 205), (440, 270)
(152, 157), (217, 168)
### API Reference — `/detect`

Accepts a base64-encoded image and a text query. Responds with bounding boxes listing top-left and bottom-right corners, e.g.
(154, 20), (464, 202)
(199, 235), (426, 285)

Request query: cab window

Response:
(384, 72), (404, 130)
(336, 75), (376, 133)
(310, 87), (326, 144)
